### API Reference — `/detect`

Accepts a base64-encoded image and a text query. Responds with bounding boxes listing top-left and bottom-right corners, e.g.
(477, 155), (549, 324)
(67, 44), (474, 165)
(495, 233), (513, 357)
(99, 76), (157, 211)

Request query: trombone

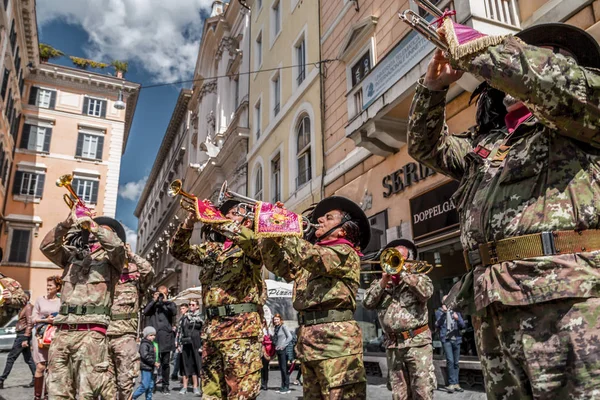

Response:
(217, 180), (320, 233)
(362, 247), (433, 275)
(398, 0), (448, 51)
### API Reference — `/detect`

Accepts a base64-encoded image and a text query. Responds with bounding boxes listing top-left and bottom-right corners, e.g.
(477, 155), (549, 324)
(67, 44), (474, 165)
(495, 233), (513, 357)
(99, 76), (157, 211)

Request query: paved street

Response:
(0, 351), (486, 399)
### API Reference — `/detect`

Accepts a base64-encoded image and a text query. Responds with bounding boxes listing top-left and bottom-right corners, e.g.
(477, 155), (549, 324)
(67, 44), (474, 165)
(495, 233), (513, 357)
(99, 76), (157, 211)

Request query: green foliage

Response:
(111, 60), (129, 74)
(39, 43), (64, 61)
(69, 56), (109, 70)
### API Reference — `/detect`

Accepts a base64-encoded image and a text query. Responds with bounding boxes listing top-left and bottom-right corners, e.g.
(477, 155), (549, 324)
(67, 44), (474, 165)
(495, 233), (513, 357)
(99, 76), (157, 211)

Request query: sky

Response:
(37, 0), (215, 250)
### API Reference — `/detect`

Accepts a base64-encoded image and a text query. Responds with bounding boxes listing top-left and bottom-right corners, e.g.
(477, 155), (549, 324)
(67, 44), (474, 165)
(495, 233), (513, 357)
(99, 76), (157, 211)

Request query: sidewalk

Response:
(0, 352), (487, 399)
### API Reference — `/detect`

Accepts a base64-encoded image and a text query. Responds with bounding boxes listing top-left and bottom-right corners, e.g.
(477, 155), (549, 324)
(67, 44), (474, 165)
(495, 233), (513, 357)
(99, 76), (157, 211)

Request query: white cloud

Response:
(123, 223), (138, 252)
(37, 0), (214, 83)
(119, 176), (147, 201)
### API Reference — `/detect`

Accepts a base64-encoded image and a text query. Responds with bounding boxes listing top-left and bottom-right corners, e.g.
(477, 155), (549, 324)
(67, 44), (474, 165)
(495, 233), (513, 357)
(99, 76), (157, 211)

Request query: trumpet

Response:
(398, 0), (448, 51)
(168, 179), (201, 216)
(56, 174), (82, 209)
(218, 180), (320, 233)
(363, 247), (433, 275)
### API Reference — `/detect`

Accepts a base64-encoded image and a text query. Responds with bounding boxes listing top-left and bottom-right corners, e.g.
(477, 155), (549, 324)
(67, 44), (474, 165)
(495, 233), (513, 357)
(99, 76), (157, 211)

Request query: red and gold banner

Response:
(195, 200), (230, 224)
(254, 201), (303, 238)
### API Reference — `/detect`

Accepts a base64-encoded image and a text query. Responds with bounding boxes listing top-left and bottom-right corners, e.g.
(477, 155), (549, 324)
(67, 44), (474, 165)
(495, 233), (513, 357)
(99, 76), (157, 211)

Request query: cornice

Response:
(21, 0), (39, 68)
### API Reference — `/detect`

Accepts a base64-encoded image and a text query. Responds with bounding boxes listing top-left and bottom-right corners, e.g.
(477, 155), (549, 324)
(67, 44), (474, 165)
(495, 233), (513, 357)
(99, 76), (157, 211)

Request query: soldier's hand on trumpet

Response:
(424, 49), (464, 91)
(183, 210), (199, 229)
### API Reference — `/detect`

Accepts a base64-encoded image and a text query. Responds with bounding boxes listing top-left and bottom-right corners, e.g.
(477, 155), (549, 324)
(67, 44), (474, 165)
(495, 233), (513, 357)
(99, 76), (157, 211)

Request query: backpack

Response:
(263, 334), (276, 358)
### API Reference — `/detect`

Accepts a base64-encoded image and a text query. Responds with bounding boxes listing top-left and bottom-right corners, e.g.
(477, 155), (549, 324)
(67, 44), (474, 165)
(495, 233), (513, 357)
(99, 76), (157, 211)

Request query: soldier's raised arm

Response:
(90, 223), (126, 272)
(402, 274), (434, 303)
(40, 216), (76, 268)
(363, 277), (392, 310)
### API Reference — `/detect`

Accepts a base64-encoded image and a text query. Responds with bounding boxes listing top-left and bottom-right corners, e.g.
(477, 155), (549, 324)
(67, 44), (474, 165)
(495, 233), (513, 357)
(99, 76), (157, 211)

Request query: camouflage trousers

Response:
(473, 298), (600, 400)
(201, 336), (262, 400)
(109, 334), (140, 400)
(47, 330), (113, 400)
(386, 344), (436, 400)
(301, 353), (367, 400)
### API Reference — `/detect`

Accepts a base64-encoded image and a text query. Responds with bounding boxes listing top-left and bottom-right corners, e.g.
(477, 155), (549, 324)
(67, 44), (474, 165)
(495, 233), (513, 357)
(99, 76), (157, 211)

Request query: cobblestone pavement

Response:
(0, 352), (487, 399)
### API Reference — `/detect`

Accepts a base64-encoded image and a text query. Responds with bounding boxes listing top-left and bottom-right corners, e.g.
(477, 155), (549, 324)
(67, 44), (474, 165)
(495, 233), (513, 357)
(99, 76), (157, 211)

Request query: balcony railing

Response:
(483, 0), (520, 27)
(274, 103), (280, 116)
(296, 68), (305, 86)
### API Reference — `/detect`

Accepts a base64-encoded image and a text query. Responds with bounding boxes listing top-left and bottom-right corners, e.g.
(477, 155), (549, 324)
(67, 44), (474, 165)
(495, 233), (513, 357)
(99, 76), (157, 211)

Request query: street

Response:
(0, 351), (487, 399)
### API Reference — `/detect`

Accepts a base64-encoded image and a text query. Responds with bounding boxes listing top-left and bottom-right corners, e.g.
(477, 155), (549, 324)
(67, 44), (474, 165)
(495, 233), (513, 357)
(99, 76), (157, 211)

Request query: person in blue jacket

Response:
(435, 295), (465, 393)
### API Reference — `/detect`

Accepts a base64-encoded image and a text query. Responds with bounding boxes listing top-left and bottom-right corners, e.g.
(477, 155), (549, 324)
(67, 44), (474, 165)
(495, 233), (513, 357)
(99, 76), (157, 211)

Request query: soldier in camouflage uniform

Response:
(107, 243), (154, 400)
(408, 19), (600, 400)
(169, 199), (263, 400)
(229, 196), (370, 400)
(363, 239), (435, 400)
(0, 273), (28, 326)
(40, 213), (126, 399)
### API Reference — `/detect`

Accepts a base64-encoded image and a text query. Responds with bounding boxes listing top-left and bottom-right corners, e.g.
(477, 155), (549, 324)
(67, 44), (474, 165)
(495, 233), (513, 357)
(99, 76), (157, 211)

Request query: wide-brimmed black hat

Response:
(516, 23), (600, 69)
(94, 217), (126, 243)
(218, 199), (241, 215)
(384, 239), (418, 258)
(312, 196), (371, 250)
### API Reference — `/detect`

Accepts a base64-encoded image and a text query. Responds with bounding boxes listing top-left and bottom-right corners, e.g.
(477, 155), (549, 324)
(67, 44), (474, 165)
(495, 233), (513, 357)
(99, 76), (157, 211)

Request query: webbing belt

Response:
(464, 229), (600, 270)
(59, 304), (111, 316)
(297, 309), (354, 326)
(111, 312), (138, 321)
(205, 303), (258, 319)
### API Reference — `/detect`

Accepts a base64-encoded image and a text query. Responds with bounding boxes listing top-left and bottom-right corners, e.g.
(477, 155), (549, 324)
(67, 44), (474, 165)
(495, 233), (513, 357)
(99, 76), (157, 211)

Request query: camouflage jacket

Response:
(40, 223), (125, 326)
(251, 233), (363, 362)
(107, 252), (154, 336)
(363, 274), (433, 349)
(408, 35), (600, 311)
(0, 274), (27, 327)
(169, 224), (263, 341)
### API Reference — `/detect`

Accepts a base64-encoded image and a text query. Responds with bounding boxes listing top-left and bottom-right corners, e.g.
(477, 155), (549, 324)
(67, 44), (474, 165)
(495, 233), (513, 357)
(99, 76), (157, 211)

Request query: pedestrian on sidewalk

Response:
(176, 299), (202, 396)
(0, 292), (36, 389)
(132, 327), (159, 400)
(260, 319), (274, 391)
(273, 314), (292, 394)
(436, 295), (465, 393)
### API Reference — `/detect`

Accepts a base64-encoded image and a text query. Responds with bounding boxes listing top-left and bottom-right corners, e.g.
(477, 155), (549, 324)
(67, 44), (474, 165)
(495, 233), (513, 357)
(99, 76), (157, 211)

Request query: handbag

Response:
(181, 337), (193, 345)
(38, 325), (56, 349)
(263, 334), (276, 358)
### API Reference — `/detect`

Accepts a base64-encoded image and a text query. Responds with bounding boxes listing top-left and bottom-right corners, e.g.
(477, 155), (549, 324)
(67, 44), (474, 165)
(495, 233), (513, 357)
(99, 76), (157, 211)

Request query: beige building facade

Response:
(321, 0), (600, 385)
(247, 0), (323, 217)
(0, 60), (139, 300)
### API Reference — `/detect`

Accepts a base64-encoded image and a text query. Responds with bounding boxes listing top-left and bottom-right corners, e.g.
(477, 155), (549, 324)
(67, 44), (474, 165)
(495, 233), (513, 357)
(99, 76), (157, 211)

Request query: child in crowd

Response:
(133, 327), (160, 400)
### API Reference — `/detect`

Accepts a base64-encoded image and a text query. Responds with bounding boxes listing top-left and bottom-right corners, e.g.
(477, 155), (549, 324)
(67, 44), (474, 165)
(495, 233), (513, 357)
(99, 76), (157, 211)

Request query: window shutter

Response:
(82, 97), (89, 115)
(49, 91), (57, 109)
(28, 86), (38, 105)
(76, 133), (84, 157)
(20, 124), (31, 149)
(96, 135), (104, 160)
(35, 174), (45, 198)
(12, 170), (22, 195)
(43, 128), (52, 152)
(91, 180), (99, 204)
(100, 100), (107, 118)
(72, 178), (80, 198)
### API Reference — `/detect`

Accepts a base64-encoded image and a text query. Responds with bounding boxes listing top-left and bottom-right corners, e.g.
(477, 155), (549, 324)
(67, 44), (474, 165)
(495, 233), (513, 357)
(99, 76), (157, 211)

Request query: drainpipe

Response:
(245, 3), (251, 197)
(318, 0), (326, 200)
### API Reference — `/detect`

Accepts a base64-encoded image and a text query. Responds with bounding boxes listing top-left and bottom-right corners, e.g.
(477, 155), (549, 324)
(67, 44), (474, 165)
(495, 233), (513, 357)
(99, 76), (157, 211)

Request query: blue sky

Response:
(37, 0), (214, 247)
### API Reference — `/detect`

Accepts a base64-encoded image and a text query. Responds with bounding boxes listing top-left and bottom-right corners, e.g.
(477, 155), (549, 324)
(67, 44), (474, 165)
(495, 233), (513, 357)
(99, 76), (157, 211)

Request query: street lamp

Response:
(114, 89), (126, 110)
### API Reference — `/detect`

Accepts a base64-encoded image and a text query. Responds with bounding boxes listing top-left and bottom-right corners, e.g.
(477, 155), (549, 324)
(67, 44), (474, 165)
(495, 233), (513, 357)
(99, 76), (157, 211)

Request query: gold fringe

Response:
(442, 18), (506, 60)
(254, 200), (304, 238)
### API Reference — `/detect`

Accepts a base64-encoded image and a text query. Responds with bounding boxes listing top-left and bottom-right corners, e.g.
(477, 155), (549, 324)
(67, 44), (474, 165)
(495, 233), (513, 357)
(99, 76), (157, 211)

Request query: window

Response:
(233, 77), (239, 110)
(20, 124), (51, 152)
(73, 178), (99, 204)
(76, 132), (105, 160)
(353, 89), (363, 116)
(351, 51), (371, 87)
(17, 70), (23, 95)
(83, 97), (107, 118)
(13, 171), (45, 198)
(3, 0), (8, 11)
(255, 32), (263, 69)
(29, 87), (57, 109)
(296, 39), (306, 86)
(8, 20), (16, 54)
(271, 154), (281, 203)
(254, 100), (261, 139)
(272, 1), (281, 37)
(10, 113), (19, 141)
(13, 47), (20, 72)
(254, 166), (263, 201)
(272, 74), (280, 116)
(257, 0), (262, 10)
(0, 69), (9, 99)
(5, 89), (12, 118)
(8, 229), (31, 263)
(296, 115), (311, 188)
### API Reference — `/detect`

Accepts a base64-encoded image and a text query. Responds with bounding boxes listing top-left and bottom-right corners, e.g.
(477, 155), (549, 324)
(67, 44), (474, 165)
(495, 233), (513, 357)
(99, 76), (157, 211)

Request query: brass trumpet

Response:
(363, 247), (433, 275)
(168, 179), (201, 216)
(398, 0), (448, 51)
(56, 174), (84, 209)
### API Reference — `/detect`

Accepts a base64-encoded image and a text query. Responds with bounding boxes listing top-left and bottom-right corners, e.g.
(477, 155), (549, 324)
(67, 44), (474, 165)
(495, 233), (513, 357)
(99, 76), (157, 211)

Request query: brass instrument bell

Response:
(168, 179), (200, 216)
(364, 247), (433, 275)
(56, 174), (82, 209)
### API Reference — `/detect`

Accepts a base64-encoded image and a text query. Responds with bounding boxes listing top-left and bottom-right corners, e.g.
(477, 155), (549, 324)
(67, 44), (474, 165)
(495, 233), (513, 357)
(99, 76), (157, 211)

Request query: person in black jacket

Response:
(143, 286), (177, 394)
(176, 299), (203, 395)
(132, 327), (159, 400)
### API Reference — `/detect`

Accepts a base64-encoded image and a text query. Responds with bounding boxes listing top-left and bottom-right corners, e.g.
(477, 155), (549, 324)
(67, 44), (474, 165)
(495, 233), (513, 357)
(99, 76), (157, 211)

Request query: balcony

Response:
(346, 0), (521, 156)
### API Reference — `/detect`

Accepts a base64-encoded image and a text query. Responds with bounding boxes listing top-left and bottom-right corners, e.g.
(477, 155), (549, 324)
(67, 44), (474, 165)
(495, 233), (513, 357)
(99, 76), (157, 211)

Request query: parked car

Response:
(0, 315), (18, 351)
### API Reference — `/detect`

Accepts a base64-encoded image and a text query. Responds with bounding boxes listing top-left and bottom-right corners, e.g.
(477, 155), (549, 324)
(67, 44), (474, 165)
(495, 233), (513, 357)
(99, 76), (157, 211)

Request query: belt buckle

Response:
(224, 305), (233, 316)
(68, 324), (77, 330)
(80, 305), (87, 315)
(541, 232), (556, 255)
(488, 244), (498, 265)
(298, 314), (304, 326)
(207, 308), (216, 319)
(68, 305), (77, 314)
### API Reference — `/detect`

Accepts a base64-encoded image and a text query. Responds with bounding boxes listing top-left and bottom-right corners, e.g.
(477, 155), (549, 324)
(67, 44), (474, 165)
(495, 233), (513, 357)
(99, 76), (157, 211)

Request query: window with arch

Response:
(296, 115), (311, 188)
(254, 166), (263, 201)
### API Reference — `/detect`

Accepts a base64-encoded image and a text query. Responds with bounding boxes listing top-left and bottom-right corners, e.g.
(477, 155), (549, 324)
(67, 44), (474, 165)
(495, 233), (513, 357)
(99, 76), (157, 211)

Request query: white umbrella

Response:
(172, 286), (202, 305)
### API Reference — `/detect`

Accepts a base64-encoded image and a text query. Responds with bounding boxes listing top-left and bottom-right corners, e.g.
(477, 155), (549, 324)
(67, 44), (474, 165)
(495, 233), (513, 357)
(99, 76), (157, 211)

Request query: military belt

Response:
(297, 309), (354, 326)
(464, 229), (600, 270)
(59, 304), (111, 316)
(205, 303), (258, 319)
(386, 325), (429, 342)
(111, 312), (138, 321)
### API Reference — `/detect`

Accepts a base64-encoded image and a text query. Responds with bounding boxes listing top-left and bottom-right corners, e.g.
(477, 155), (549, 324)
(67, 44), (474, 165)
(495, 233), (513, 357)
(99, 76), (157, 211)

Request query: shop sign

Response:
(382, 162), (436, 198)
(362, 27), (435, 110)
(410, 181), (460, 240)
